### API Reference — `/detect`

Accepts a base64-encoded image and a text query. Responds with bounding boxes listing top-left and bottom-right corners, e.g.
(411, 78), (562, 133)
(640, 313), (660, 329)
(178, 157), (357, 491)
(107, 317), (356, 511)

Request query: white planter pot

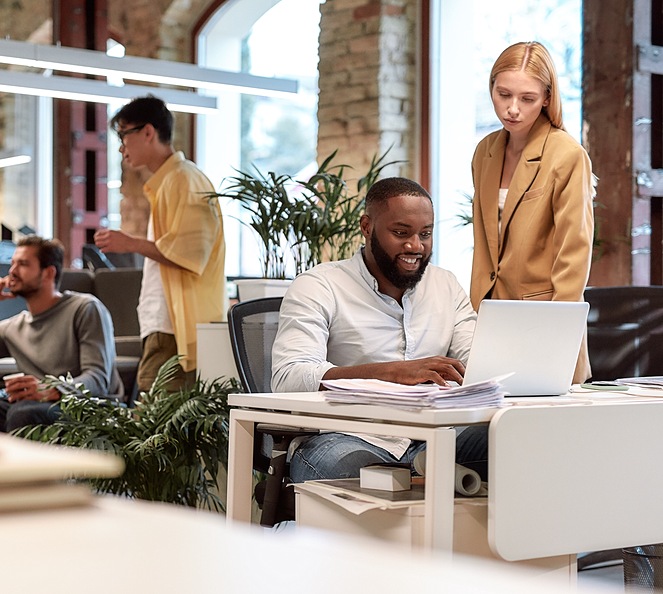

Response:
(234, 278), (292, 302)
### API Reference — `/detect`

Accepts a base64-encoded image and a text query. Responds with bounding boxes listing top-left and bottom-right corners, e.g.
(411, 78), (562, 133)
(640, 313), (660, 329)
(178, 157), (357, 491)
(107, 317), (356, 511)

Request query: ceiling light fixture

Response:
(0, 39), (298, 97)
(0, 69), (218, 114)
(0, 154), (31, 168)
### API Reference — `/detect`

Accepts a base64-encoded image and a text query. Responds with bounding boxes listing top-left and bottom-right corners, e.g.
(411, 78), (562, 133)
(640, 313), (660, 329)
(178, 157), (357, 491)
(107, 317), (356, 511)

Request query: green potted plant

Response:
(17, 356), (241, 512)
(208, 149), (400, 300)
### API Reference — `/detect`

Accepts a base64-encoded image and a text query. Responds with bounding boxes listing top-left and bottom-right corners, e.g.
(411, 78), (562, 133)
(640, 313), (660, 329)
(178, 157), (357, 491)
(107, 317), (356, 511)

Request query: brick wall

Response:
(317, 0), (417, 180)
(0, 1), (50, 40)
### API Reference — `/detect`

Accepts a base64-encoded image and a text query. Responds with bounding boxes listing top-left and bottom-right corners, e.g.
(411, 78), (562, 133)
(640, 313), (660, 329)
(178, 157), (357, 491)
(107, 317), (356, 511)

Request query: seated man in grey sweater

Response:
(0, 235), (123, 432)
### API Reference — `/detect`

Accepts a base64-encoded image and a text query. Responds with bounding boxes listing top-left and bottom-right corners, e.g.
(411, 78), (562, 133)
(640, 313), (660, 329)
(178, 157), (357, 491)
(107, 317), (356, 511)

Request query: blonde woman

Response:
(470, 41), (595, 383)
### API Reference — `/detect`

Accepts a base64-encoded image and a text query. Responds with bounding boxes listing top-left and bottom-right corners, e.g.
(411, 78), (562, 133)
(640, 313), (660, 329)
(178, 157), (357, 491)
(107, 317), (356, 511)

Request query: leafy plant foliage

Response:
(17, 357), (241, 512)
(209, 149), (401, 279)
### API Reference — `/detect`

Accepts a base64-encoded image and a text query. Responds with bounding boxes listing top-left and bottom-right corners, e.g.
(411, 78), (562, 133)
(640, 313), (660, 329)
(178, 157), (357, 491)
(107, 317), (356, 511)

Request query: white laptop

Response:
(462, 300), (589, 396)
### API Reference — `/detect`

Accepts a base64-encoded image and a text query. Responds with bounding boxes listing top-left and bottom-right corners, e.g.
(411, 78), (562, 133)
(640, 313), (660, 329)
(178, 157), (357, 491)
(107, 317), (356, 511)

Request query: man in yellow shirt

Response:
(94, 95), (226, 393)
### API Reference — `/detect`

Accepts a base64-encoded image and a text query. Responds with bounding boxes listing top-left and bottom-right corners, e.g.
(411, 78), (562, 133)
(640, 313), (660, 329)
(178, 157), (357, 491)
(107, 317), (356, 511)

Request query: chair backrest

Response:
(82, 244), (116, 270)
(93, 268), (142, 337)
(227, 297), (283, 393)
(94, 268), (143, 401)
(82, 244), (143, 270)
(584, 285), (663, 380)
(60, 268), (95, 294)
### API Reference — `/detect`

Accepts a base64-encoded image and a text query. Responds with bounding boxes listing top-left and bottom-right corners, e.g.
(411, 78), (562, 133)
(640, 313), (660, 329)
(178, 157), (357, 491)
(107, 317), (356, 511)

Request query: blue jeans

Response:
(289, 424), (489, 483)
(0, 399), (61, 433)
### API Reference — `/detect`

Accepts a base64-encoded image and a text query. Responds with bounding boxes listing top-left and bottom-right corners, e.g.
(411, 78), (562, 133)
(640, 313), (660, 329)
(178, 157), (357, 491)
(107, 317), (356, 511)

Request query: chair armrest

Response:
(256, 424), (319, 527)
(114, 336), (142, 358)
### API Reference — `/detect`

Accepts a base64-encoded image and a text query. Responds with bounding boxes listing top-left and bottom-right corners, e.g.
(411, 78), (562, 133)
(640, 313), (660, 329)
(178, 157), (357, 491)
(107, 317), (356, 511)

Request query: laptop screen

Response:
(462, 300), (589, 396)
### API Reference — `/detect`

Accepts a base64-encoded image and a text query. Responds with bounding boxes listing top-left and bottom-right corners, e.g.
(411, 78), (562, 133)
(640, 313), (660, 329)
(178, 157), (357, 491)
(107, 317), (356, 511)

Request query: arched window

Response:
(196, 0), (321, 278)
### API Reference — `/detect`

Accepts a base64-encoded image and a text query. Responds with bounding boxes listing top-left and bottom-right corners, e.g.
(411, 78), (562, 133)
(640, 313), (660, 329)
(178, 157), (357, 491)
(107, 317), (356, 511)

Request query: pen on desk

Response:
(580, 382), (629, 392)
(332, 493), (360, 502)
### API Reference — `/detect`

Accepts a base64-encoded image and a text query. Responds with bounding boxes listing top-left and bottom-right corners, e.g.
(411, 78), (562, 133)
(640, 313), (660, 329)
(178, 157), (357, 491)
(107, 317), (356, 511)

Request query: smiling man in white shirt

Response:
(271, 177), (487, 483)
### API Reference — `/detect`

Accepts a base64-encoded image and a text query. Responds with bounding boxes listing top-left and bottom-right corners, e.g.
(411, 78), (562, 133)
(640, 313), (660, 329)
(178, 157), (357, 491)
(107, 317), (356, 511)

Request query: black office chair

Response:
(82, 244), (116, 270)
(82, 244), (143, 271)
(585, 285), (663, 381)
(227, 296), (317, 527)
(94, 268), (143, 406)
(578, 285), (663, 572)
(228, 297), (282, 395)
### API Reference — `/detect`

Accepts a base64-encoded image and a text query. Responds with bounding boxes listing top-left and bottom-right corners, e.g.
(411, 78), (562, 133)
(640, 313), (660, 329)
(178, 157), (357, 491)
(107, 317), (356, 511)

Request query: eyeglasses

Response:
(116, 124), (146, 145)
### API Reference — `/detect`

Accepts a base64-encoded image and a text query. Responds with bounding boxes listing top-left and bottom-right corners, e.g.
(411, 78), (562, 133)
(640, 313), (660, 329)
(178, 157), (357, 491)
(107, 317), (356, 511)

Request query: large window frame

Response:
(425, 0), (583, 292)
(0, 94), (53, 243)
(194, 0), (320, 279)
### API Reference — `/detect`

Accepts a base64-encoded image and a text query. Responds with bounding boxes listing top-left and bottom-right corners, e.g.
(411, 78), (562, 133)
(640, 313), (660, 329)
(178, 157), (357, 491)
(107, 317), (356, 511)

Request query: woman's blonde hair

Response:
(489, 41), (564, 130)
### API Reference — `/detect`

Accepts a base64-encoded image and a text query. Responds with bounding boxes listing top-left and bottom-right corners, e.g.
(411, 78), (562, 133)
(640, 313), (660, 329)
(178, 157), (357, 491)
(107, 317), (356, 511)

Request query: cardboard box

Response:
(360, 465), (411, 492)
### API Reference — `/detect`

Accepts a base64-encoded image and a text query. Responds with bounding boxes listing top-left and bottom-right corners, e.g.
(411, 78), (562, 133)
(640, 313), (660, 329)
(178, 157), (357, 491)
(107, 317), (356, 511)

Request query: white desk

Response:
(489, 398), (663, 560)
(227, 391), (496, 553)
(228, 390), (663, 563)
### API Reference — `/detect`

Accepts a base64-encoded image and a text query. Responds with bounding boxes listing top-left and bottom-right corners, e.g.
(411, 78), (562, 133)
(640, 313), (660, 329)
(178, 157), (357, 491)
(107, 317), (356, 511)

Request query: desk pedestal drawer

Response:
(294, 486), (575, 584)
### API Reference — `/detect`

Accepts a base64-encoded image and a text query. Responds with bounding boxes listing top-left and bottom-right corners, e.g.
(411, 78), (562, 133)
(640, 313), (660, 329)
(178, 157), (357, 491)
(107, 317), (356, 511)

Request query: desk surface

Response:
(229, 389), (662, 426)
(229, 390), (499, 426)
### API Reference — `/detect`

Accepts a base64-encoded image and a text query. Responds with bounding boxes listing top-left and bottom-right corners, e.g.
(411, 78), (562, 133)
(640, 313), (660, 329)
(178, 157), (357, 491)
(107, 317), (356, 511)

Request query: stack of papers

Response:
(321, 377), (507, 409)
(295, 479), (426, 515)
(615, 376), (663, 389)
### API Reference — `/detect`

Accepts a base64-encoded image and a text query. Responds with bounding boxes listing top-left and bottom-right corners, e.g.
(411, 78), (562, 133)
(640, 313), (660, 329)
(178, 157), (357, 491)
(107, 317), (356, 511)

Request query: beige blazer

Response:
(470, 115), (595, 383)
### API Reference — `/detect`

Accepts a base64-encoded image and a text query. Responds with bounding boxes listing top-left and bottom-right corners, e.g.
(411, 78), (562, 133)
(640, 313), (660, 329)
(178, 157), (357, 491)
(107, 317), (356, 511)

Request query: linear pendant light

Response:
(0, 39), (298, 96)
(0, 154), (30, 168)
(0, 69), (218, 114)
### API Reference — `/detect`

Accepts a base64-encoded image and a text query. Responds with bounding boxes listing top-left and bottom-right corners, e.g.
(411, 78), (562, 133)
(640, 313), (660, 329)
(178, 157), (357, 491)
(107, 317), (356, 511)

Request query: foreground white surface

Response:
(0, 495), (623, 593)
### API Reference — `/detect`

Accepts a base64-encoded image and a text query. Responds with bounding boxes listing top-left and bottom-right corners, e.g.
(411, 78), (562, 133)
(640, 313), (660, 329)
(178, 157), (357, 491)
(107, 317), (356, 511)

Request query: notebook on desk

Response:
(462, 299), (589, 396)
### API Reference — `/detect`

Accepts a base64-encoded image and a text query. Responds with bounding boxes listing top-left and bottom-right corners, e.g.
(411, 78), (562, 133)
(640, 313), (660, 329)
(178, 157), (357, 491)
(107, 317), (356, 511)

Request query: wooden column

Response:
(53, 0), (109, 267)
(583, 0), (636, 286)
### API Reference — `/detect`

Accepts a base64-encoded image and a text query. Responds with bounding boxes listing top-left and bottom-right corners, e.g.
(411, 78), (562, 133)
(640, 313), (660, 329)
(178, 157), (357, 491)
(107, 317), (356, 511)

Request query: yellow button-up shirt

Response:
(143, 152), (226, 372)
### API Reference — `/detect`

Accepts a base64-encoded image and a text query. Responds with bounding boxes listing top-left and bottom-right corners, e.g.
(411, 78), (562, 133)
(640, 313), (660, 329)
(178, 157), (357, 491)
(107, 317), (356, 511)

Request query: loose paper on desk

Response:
(321, 375), (509, 410)
(615, 376), (663, 389)
(570, 376), (663, 398)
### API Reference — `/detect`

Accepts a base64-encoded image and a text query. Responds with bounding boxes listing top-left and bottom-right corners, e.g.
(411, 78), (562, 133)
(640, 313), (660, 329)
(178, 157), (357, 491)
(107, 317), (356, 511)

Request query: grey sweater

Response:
(0, 291), (123, 399)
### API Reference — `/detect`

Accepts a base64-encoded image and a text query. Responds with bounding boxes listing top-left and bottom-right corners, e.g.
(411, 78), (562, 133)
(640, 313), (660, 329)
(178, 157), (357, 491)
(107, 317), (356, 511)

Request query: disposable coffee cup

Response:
(3, 373), (25, 381)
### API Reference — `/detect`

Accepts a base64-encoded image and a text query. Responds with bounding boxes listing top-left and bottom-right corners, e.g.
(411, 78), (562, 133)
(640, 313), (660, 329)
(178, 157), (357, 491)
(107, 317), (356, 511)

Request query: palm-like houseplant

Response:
(17, 357), (241, 512)
(209, 149), (401, 279)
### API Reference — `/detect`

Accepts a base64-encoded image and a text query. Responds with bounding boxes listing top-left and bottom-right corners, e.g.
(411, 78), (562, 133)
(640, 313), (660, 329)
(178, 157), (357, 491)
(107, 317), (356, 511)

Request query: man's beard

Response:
(370, 232), (431, 291)
(9, 277), (41, 298)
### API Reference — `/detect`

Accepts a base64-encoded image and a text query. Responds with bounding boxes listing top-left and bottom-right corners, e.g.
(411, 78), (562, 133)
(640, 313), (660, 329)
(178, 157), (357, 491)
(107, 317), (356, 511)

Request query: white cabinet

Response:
(294, 482), (574, 583)
(196, 323), (239, 383)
